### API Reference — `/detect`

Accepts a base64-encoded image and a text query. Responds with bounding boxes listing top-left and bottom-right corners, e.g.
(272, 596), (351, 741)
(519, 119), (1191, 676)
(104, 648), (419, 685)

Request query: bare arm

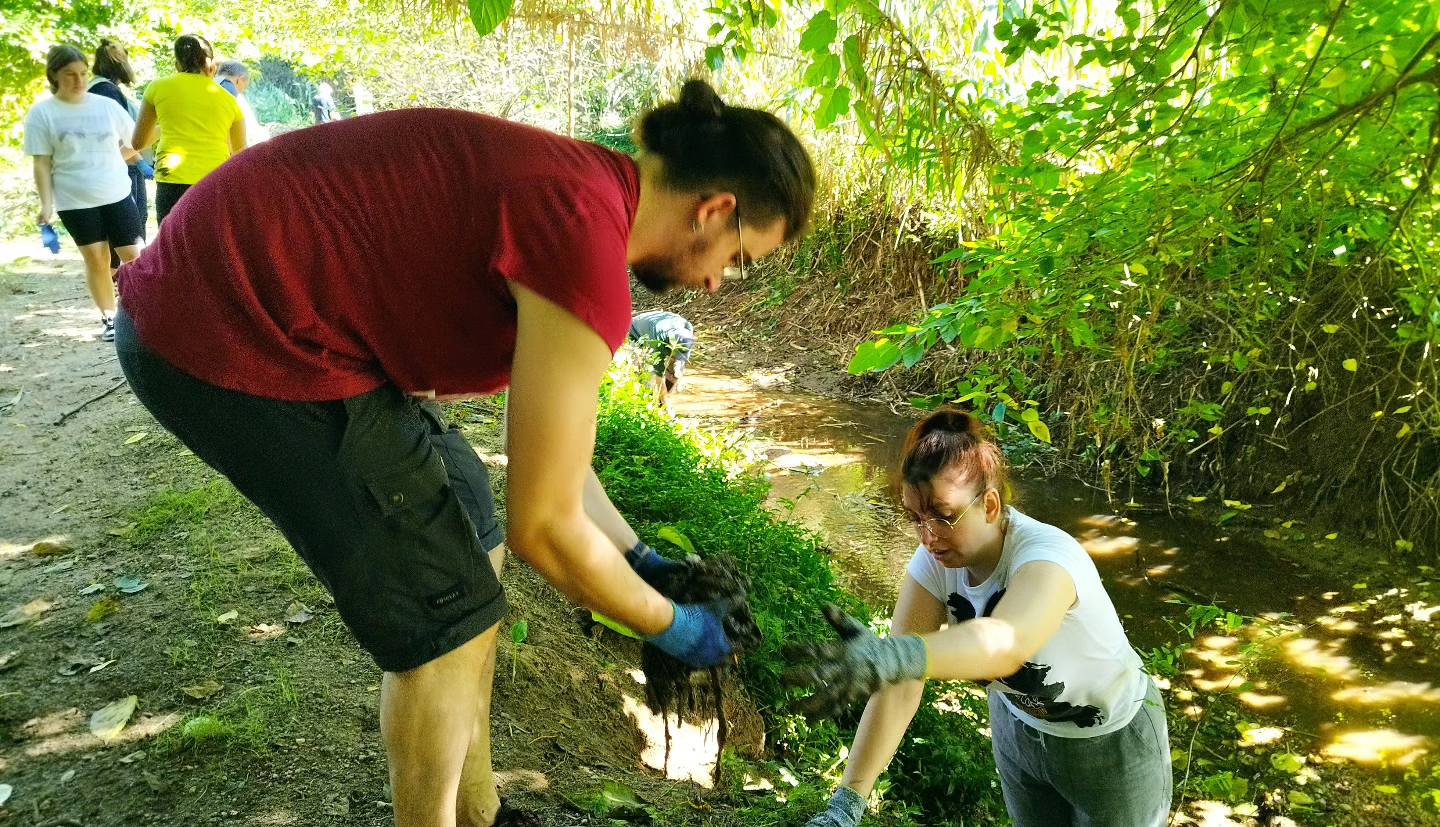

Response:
(132, 99), (158, 152)
(504, 282), (674, 635)
(921, 561), (1075, 681)
(502, 400), (641, 553)
(838, 575), (946, 797)
(32, 156), (55, 225)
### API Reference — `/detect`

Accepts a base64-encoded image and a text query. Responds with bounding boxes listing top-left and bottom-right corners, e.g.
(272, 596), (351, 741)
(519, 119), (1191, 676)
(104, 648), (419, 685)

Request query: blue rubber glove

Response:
(645, 601), (732, 668)
(626, 540), (687, 588)
(806, 787), (866, 827)
(137, 158), (155, 180)
(39, 223), (60, 255)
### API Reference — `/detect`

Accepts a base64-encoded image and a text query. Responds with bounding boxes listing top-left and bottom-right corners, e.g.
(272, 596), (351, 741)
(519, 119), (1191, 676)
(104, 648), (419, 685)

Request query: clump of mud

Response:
(640, 555), (761, 781)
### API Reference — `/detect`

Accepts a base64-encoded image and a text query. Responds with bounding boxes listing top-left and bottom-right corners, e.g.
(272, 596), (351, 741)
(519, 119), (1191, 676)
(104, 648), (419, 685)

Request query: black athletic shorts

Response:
(57, 196), (143, 249)
(114, 310), (508, 672)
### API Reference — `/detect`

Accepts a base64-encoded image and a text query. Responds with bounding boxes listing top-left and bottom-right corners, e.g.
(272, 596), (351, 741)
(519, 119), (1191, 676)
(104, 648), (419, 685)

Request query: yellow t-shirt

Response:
(144, 73), (243, 185)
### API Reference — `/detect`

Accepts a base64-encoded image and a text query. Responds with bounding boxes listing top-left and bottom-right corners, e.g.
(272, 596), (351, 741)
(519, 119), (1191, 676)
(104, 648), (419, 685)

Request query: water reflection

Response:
(670, 367), (1440, 801)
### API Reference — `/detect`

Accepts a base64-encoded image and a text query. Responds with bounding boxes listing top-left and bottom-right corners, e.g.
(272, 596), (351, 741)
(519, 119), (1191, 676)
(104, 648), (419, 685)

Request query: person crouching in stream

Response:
(789, 409), (1171, 827)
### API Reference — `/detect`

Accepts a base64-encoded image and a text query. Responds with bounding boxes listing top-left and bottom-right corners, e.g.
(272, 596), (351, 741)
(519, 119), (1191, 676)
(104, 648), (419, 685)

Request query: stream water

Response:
(672, 366), (1440, 822)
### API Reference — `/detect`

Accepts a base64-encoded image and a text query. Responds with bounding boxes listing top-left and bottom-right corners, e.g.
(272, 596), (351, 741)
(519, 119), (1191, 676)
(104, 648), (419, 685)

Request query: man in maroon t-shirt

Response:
(114, 80), (813, 826)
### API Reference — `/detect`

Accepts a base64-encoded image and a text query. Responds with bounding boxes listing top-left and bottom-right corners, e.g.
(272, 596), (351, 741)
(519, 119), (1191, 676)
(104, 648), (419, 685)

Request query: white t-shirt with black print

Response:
(23, 94), (134, 211)
(907, 507), (1151, 738)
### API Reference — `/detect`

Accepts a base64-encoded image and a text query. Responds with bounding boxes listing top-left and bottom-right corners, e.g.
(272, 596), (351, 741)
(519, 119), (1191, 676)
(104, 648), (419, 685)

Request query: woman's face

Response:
(53, 61), (89, 98)
(901, 465), (1003, 569)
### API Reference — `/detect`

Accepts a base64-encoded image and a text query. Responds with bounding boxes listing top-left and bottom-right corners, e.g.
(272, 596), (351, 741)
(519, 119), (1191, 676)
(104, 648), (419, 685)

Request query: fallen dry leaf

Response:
(180, 679), (223, 700)
(215, 609), (238, 624)
(0, 598), (54, 628)
(123, 432), (148, 445)
(89, 695), (137, 742)
(284, 601), (313, 625)
(245, 623), (285, 641)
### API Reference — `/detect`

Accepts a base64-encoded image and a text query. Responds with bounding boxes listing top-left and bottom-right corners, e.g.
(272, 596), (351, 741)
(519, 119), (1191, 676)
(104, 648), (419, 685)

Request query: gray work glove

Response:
(784, 604), (928, 717)
(805, 786), (866, 827)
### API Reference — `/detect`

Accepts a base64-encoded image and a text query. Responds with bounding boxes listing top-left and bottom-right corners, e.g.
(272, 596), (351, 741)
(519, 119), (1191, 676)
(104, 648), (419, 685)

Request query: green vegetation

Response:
(595, 369), (1004, 824)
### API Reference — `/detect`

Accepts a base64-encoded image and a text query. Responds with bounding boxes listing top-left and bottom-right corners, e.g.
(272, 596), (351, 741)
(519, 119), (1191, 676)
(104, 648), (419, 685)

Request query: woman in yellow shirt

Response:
(132, 34), (244, 225)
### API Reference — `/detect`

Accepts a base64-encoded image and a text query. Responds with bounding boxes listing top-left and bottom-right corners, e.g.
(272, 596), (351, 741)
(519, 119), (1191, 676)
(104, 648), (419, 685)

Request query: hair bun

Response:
(678, 79), (725, 120)
(920, 408), (986, 440)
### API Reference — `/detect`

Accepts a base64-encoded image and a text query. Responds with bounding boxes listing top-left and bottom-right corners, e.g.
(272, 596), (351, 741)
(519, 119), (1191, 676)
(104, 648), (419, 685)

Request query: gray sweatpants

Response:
(988, 682), (1172, 827)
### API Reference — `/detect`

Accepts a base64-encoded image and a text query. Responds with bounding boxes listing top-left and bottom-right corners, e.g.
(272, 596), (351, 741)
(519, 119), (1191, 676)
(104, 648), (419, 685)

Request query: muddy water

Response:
(672, 367), (1440, 799)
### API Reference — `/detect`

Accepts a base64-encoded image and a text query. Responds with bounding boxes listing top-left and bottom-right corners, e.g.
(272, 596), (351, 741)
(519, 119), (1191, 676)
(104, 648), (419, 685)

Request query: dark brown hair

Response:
(636, 79), (816, 243)
(44, 44), (86, 93)
(92, 39), (134, 86)
(899, 408), (1009, 507)
(174, 34), (214, 74)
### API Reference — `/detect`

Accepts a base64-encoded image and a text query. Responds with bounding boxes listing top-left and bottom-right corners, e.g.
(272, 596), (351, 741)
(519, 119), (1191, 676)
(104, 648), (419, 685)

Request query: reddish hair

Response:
(899, 408), (1009, 508)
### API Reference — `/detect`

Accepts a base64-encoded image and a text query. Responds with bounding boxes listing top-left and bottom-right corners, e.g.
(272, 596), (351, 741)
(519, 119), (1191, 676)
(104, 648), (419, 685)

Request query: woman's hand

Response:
(37, 203), (54, 227)
(784, 605), (928, 717)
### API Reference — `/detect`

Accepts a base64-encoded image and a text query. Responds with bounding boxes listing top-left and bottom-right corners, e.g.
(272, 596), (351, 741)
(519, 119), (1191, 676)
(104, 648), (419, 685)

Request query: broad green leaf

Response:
(509, 619), (528, 645)
(848, 338), (903, 374)
(1322, 324), (1339, 334)
(467, 0), (514, 39)
(1027, 419), (1051, 443)
(656, 525), (697, 557)
(1342, 358), (1358, 372)
(799, 11), (838, 53)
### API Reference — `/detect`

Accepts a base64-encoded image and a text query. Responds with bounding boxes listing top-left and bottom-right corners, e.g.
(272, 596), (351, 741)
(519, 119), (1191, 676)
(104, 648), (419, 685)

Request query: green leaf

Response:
(509, 619), (528, 645)
(705, 45), (725, 71)
(467, 0), (514, 39)
(799, 10), (838, 53)
(1342, 358), (1358, 372)
(847, 338), (903, 374)
(655, 525), (697, 557)
(1322, 324), (1339, 334)
(1027, 419), (1051, 443)
(992, 401), (1008, 424)
(1020, 407), (1040, 422)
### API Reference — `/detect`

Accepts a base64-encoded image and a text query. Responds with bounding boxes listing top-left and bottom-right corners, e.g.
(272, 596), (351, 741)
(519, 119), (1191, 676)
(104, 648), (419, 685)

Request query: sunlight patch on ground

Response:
(1238, 725), (1287, 747)
(620, 672), (718, 788)
(19, 708), (181, 759)
(1321, 729), (1430, 766)
(1332, 681), (1440, 706)
(0, 535), (70, 562)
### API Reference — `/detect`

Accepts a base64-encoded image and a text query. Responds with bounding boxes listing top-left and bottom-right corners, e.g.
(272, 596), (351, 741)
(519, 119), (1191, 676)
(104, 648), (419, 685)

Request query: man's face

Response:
(234, 75), (250, 93)
(632, 204), (787, 294)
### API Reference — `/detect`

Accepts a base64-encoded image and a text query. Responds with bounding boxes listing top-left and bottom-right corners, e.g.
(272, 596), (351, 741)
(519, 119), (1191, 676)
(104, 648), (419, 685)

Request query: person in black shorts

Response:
(89, 39), (151, 274)
(24, 44), (144, 341)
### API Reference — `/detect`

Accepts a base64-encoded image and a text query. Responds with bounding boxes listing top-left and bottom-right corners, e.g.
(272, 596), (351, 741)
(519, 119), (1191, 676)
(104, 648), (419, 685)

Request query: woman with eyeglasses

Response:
(791, 408), (1171, 827)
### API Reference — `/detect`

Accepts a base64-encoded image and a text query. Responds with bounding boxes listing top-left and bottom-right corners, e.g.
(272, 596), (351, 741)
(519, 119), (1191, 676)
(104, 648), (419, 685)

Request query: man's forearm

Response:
(510, 510), (672, 635)
(583, 467), (640, 552)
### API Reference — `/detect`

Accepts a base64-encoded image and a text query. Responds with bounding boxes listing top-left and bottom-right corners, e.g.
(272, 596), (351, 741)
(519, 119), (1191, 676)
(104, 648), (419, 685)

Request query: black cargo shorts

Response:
(115, 310), (508, 672)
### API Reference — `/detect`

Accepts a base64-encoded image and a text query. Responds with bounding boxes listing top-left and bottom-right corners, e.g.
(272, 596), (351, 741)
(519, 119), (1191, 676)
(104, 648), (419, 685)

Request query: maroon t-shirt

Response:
(118, 108), (639, 401)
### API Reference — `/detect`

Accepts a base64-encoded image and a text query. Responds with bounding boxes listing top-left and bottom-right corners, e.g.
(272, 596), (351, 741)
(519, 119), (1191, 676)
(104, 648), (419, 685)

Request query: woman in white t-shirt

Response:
(24, 44), (144, 342)
(791, 409), (1171, 827)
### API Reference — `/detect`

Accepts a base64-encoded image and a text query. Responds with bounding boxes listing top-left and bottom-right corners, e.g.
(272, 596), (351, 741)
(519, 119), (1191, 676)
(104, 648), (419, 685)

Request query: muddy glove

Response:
(645, 600), (733, 668)
(784, 604), (928, 717)
(626, 540), (687, 589)
(806, 787), (866, 827)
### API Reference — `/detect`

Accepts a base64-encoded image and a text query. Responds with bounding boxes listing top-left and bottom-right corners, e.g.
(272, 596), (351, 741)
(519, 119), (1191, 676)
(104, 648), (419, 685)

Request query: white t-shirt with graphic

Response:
(907, 507), (1151, 738)
(23, 94), (134, 211)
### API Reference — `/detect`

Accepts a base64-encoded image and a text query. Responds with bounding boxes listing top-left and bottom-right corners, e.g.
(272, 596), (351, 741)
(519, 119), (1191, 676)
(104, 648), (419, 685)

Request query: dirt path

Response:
(0, 249), (754, 825)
